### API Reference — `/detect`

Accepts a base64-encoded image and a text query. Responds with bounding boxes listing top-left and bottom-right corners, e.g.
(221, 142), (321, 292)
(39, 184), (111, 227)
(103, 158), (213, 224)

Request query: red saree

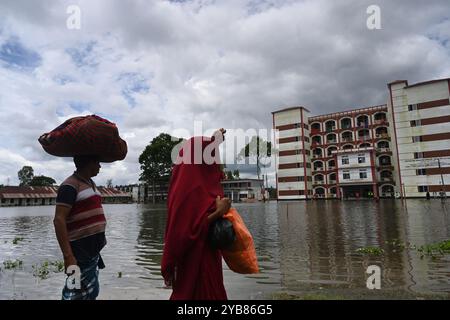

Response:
(161, 135), (227, 300)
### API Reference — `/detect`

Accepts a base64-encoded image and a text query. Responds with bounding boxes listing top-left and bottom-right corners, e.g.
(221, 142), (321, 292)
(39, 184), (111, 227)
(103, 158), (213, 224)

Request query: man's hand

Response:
(216, 196), (231, 216)
(212, 128), (226, 141)
(64, 254), (78, 273)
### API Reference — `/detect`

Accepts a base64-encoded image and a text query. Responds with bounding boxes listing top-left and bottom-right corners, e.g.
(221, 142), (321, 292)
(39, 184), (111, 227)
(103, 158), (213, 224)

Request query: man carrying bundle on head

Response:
(39, 114), (127, 300)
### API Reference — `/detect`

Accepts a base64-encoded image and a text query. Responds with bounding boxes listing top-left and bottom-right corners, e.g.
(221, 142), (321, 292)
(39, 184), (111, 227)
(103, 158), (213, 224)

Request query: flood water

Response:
(0, 200), (449, 300)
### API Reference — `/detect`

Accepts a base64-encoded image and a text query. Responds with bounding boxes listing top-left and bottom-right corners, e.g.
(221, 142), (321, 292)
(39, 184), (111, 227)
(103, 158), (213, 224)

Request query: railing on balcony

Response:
(379, 177), (393, 182)
(358, 135), (371, 141)
(328, 180), (337, 184)
(376, 133), (390, 138)
(374, 119), (387, 125)
(313, 180), (324, 185)
(326, 127), (336, 132)
(312, 154), (322, 159)
(342, 137), (353, 142)
(327, 139), (337, 144)
(313, 167), (324, 171)
(377, 147), (391, 153)
(328, 166), (336, 170)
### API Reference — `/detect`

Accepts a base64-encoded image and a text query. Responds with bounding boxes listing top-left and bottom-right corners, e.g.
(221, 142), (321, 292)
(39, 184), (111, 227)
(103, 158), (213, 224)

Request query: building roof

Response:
(308, 104), (387, 122)
(405, 78), (450, 89)
(271, 106), (311, 114)
(0, 186), (131, 199)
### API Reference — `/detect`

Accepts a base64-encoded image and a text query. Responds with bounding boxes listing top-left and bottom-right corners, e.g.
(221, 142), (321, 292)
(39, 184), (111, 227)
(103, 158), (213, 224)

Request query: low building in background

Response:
(221, 179), (269, 202)
(0, 186), (132, 207)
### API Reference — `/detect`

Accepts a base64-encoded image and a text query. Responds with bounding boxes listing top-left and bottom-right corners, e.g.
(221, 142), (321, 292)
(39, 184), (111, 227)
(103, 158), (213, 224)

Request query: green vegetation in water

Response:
(384, 239), (413, 252)
(356, 247), (384, 255)
(3, 259), (23, 270)
(12, 237), (24, 245)
(417, 240), (450, 258)
(32, 260), (65, 279)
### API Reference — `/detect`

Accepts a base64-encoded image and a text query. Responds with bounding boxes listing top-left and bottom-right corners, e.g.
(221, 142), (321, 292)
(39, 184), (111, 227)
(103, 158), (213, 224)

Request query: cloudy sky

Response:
(0, 0), (449, 187)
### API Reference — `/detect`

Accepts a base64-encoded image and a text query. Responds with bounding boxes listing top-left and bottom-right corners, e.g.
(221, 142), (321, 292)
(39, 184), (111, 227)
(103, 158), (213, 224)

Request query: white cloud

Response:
(0, 0), (449, 187)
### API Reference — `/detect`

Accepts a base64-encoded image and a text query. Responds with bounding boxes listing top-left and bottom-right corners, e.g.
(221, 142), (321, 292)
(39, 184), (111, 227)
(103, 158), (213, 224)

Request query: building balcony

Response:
(374, 119), (388, 125)
(327, 166), (336, 171)
(341, 137), (353, 142)
(375, 133), (390, 139)
(327, 140), (337, 144)
(328, 180), (337, 184)
(313, 180), (325, 186)
(313, 167), (325, 172)
(379, 177), (394, 183)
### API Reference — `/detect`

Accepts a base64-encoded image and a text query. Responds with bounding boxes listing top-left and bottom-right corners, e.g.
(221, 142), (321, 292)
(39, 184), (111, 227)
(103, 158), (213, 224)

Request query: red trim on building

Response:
(301, 108), (308, 199)
(273, 113), (279, 200)
(388, 83), (404, 198)
(369, 150), (379, 199)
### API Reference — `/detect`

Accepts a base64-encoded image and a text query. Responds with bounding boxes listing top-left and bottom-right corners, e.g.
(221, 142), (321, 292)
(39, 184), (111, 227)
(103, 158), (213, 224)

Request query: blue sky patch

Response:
(118, 72), (150, 107)
(66, 41), (99, 69)
(0, 37), (42, 71)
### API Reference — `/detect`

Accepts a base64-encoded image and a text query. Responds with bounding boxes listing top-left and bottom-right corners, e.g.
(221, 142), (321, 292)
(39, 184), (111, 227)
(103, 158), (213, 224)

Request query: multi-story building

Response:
(273, 77), (450, 200)
(388, 78), (450, 198)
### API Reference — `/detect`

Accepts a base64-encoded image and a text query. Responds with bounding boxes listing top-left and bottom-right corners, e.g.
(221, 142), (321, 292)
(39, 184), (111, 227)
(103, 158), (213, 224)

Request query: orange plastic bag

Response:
(221, 208), (259, 274)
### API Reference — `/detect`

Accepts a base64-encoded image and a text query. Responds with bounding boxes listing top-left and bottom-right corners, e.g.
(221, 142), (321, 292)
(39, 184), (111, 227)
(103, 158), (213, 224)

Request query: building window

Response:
(304, 137), (310, 143)
(343, 171), (350, 180)
(410, 120), (421, 127)
(307, 176), (312, 182)
(416, 169), (426, 175)
(418, 186), (428, 193)
(358, 155), (366, 164)
(412, 136), (422, 143)
(305, 150), (310, 155)
(299, 190), (305, 195)
(359, 170), (368, 179)
(306, 163), (311, 168)
(342, 156), (349, 165)
(304, 124), (309, 130)
(408, 104), (418, 111)
(299, 176), (305, 181)
(414, 152), (424, 159)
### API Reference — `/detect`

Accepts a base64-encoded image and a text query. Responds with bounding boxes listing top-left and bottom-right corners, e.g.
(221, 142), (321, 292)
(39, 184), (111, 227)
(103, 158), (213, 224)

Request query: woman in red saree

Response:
(161, 129), (231, 300)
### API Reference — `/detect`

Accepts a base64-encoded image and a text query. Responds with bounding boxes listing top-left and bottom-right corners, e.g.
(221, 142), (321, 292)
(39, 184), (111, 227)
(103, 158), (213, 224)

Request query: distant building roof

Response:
(405, 78), (450, 89)
(271, 106), (311, 114)
(0, 186), (130, 199)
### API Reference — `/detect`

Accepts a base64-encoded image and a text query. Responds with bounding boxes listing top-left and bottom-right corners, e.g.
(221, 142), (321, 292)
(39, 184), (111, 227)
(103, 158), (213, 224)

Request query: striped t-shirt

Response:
(56, 174), (107, 242)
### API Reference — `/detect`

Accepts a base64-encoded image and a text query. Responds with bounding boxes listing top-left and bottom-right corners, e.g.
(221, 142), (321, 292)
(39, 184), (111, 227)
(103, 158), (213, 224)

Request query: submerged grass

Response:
(356, 239), (450, 258)
(32, 260), (65, 279)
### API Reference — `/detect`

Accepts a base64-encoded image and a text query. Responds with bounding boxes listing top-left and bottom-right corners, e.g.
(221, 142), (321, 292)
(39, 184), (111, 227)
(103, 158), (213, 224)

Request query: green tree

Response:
(233, 169), (240, 179)
(29, 175), (56, 186)
(237, 136), (272, 179)
(226, 171), (234, 180)
(139, 133), (184, 204)
(18, 166), (34, 186)
(106, 179), (113, 188)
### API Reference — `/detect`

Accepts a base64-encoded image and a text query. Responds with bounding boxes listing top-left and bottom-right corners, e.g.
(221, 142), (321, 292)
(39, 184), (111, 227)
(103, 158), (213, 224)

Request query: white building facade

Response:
(271, 77), (450, 200)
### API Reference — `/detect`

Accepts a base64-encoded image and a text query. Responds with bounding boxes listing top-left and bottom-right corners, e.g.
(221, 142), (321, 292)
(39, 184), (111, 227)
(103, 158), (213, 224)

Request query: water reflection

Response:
(0, 200), (449, 299)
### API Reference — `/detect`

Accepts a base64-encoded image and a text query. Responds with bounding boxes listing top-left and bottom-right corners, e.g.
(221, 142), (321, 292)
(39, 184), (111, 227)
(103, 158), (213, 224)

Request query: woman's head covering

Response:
(161, 134), (225, 283)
